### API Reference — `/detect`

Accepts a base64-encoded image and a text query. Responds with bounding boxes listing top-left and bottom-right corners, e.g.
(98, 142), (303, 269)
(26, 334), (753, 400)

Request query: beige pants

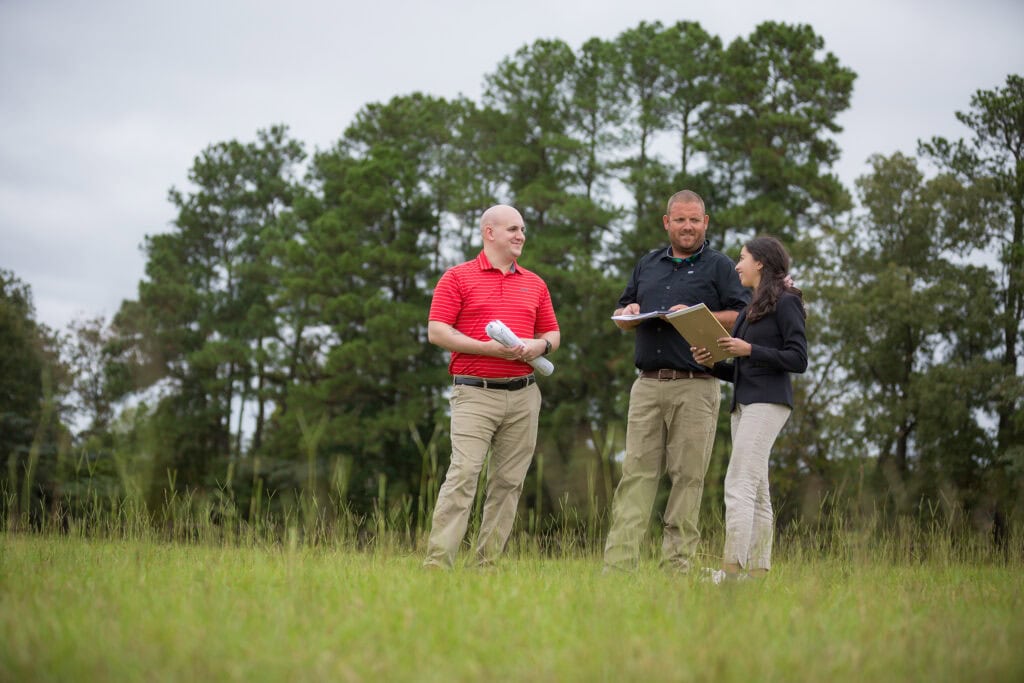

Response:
(424, 382), (542, 568)
(722, 402), (791, 571)
(604, 377), (720, 571)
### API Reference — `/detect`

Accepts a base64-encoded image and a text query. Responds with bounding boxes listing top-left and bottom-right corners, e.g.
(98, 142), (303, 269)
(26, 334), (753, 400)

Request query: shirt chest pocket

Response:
(642, 275), (721, 309)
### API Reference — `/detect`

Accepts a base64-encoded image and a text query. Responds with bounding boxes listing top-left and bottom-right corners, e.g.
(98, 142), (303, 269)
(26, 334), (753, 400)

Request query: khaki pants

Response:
(722, 402), (790, 571)
(604, 376), (720, 571)
(424, 382), (542, 568)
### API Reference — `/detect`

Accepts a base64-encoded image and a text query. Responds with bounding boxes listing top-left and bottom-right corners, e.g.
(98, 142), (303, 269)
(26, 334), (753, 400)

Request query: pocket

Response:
(449, 384), (465, 409)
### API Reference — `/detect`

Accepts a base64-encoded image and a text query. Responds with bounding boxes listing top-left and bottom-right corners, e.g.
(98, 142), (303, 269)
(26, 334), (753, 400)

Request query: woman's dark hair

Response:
(744, 236), (805, 322)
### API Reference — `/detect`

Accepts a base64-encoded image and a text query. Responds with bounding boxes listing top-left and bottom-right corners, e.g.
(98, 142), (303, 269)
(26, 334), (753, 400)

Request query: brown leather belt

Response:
(640, 369), (712, 380)
(453, 375), (536, 391)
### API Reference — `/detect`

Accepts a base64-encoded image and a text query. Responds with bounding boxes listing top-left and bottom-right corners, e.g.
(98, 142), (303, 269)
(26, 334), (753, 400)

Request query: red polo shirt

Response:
(429, 251), (559, 378)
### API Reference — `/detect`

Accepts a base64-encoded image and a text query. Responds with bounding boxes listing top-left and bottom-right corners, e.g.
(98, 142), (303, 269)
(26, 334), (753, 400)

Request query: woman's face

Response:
(735, 247), (763, 289)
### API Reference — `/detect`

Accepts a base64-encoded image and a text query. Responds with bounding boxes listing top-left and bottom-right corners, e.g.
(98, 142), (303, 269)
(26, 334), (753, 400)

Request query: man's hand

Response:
(487, 340), (527, 360)
(519, 338), (548, 361)
(613, 303), (642, 330)
(491, 338), (545, 361)
(690, 345), (714, 367)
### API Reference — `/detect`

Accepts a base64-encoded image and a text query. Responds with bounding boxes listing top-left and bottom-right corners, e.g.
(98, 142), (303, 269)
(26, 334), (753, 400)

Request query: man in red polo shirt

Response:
(423, 204), (560, 569)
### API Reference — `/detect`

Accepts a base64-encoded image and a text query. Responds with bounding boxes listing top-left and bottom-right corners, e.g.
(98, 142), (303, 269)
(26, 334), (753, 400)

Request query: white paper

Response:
(485, 320), (555, 376)
(610, 310), (671, 321)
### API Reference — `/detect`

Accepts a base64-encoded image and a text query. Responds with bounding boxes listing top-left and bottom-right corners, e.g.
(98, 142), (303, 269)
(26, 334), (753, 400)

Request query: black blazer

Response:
(711, 291), (807, 411)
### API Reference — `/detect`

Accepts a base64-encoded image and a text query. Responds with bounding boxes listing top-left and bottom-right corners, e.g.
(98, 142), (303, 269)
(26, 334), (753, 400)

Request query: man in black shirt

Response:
(604, 190), (749, 573)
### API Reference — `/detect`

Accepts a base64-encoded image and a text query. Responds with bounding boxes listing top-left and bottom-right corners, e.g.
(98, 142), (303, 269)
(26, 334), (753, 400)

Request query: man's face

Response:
(663, 201), (708, 256)
(487, 210), (526, 260)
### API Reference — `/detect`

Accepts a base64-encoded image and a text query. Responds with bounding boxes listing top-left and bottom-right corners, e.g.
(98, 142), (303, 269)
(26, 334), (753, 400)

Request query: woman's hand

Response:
(691, 336), (753, 366)
(715, 336), (752, 357)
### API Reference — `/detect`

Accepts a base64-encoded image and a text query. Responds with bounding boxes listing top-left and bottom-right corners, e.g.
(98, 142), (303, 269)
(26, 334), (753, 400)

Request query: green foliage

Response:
(920, 74), (1024, 521)
(0, 271), (72, 524)
(662, 21), (723, 177)
(8, 22), (1018, 537)
(111, 125), (307, 491)
(711, 22), (855, 240)
(258, 94), (466, 514)
(0, 271), (45, 473)
(811, 152), (1006, 517)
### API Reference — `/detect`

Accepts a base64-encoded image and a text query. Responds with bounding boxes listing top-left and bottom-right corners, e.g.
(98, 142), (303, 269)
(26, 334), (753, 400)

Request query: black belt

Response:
(640, 369), (713, 380)
(453, 375), (536, 391)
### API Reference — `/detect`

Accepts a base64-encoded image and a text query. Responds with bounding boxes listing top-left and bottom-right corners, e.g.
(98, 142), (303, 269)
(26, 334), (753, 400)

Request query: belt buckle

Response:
(658, 369), (675, 381)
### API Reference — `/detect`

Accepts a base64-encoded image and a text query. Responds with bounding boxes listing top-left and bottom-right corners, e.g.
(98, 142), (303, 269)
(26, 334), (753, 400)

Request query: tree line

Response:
(3, 20), (1021, 542)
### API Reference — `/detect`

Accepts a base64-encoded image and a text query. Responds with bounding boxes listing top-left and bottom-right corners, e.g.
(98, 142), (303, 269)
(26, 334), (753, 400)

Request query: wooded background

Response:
(3, 21), (1021, 542)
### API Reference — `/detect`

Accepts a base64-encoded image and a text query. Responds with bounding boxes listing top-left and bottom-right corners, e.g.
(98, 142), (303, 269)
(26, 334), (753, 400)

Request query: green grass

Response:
(2, 533), (1022, 682)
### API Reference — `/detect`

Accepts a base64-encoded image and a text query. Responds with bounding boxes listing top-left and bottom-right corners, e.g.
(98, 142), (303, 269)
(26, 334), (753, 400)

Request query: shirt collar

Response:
(663, 241), (707, 265)
(476, 250), (517, 273)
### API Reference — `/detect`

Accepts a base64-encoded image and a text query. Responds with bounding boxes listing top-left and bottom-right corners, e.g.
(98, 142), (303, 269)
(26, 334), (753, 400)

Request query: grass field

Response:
(2, 531), (1022, 682)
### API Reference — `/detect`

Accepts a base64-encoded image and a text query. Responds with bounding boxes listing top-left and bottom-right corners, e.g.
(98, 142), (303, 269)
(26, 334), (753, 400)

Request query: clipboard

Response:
(664, 304), (735, 365)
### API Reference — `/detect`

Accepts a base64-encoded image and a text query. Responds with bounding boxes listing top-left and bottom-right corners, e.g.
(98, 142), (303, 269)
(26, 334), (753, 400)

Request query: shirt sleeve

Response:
(616, 259), (642, 308)
(427, 269), (461, 325)
(710, 359), (735, 383)
(534, 281), (559, 334)
(748, 294), (808, 373)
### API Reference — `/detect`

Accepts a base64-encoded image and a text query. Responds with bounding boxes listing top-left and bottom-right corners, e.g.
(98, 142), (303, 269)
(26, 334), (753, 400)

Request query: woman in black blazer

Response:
(691, 236), (807, 582)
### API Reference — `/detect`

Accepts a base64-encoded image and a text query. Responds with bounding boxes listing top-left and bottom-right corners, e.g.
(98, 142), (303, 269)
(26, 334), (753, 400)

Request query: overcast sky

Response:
(2, 0), (1022, 333)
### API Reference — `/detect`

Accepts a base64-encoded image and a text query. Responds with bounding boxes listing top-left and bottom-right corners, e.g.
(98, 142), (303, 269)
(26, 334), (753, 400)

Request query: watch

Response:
(542, 339), (552, 356)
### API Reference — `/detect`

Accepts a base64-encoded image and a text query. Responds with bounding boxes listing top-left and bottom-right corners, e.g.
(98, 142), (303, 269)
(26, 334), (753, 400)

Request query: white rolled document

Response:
(485, 320), (555, 376)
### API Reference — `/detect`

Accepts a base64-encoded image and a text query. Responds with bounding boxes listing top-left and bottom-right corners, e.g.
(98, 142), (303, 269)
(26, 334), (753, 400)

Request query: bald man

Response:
(423, 204), (561, 569)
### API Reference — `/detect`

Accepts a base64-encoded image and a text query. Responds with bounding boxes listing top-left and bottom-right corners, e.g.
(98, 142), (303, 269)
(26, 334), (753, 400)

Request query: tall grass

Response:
(3, 468), (1021, 574)
(2, 403), (1020, 568)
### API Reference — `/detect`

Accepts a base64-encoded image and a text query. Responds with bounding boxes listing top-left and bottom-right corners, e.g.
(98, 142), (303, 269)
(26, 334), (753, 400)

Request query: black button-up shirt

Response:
(618, 243), (750, 373)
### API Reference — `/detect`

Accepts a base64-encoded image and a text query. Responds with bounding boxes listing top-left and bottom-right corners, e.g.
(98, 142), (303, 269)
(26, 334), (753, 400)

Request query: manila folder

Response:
(664, 303), (735, 364)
